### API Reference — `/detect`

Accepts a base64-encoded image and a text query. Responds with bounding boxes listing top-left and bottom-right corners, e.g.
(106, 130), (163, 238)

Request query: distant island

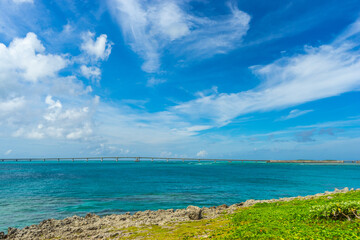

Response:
(266, 160), (346, 163)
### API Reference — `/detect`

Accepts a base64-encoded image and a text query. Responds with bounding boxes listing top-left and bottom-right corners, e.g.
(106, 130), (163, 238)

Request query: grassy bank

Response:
(118, 190), (360, 239)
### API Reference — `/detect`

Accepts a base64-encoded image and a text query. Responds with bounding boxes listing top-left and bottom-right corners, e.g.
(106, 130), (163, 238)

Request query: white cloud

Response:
(0, 32), (67, 82)
(186, 125), (212, 132)
(90, 143), (130, 155)
(0, 33), (98, 142)
(109, 0), (159, 72)
(4, 149), (12, 155)
(196, 150), (207, 157)
(80, 65), (101, 81)
(295, 118), (360, 129)
(83, 25), (360, 150)
(12, 0), (33, 3)
(146, 78), (166, 87)
(279, 109), (313, 121)
(160, 151), (172, 157)
(2, 18), (360, 159)
(151, 2), (190, 41)
(177, 3), (250, 59)
(80, 31), (113, 61)
(108, 0), (250, 72)
(66, 122), (93, 140)
(172, 34), (360, 126)
(14, 96), (95, 140)
(45, 95), (62, 109)
(334, 19), (360, 44)
(0, 97), (25, 115)
(78, 32), (112, 83)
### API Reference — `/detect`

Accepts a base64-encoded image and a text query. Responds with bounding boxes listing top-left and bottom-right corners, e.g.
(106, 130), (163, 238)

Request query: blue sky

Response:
(1, 0), (360, 159)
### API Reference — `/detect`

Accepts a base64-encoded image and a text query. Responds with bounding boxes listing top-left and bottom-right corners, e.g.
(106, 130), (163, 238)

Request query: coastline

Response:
(1, 187), (357, 240)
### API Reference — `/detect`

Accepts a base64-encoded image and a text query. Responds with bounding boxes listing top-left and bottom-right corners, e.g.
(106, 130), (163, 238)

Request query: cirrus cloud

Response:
(108, 0), (250, 73)
(172, 29), (360, 127)
(279, 109), (314, 121)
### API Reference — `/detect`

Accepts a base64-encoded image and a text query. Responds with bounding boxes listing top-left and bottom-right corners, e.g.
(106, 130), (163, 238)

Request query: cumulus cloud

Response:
(90, 143), (130, 156)
(14, 96), (95, 140)
(108, 0), (250, 72)
(0, 32), (67, 82)
(2, 16), (360, 159)
(78, 32), (113, 83)
(279, 109), (313, 121)
(0, 33), (99, 143)
(80, 65), (101, 81)
(80, 31), (113, 61)
(0, 33), (85, 130)
(0, 97), (25, 115)
(196, 150), (207, 157)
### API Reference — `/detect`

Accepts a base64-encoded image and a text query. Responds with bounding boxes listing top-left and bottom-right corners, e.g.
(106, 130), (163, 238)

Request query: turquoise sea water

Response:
(1, 161), (360, 232)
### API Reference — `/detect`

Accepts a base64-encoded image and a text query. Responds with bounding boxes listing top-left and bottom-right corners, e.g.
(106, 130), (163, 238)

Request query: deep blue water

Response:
(1, 161), (360, 232)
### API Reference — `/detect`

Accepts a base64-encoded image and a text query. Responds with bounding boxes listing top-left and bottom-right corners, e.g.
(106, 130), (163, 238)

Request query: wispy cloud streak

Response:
(172, 24), (360, 127)
(108, 0), (250, 72)
(279, 109), (313, 121)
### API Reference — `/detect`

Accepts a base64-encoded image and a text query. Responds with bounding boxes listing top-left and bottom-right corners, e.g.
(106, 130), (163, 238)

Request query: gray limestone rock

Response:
(186, 206), (202, 220)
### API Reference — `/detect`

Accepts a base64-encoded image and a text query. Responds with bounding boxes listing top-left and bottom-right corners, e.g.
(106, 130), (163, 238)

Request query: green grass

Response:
(109, 191), (360, 239)
(217, 191), (360, 239)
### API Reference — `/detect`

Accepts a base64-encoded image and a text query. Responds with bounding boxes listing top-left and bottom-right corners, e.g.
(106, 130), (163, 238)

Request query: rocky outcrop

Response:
(186, 206), (202, 220)
(1, 187), (358, 240)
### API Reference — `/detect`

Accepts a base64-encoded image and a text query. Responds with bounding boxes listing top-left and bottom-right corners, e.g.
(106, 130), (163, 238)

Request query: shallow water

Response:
(1, 161), (360, 231)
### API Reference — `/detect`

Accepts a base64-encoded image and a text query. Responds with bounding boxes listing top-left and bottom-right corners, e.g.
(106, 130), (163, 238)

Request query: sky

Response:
(1, 0), (360, 160)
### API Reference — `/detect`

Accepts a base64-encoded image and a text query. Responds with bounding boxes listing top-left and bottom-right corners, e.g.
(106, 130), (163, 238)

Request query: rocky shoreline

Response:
(1, 187), (357, 240)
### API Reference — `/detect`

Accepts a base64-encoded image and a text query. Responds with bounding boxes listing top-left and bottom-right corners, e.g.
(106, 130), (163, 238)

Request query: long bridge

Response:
(0, 157), (357, 163)
(0, 156), (268, 163)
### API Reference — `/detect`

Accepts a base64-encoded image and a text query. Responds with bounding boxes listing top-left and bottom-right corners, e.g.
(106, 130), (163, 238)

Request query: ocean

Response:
(1, 161), (360, 232)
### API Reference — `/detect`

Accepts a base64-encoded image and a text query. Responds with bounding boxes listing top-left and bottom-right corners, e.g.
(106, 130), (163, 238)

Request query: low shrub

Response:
(310, 201), (360, 221)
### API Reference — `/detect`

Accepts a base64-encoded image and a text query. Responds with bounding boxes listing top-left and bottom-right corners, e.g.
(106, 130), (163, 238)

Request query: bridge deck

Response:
(0, 157), (356, 163)
(0, 157), (268, 162)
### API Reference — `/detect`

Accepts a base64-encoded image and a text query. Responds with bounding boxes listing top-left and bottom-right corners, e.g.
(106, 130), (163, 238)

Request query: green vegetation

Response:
(222, 192), (360, 239)
(113, 191), (360, 239)
(310, 201), (360, 221)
